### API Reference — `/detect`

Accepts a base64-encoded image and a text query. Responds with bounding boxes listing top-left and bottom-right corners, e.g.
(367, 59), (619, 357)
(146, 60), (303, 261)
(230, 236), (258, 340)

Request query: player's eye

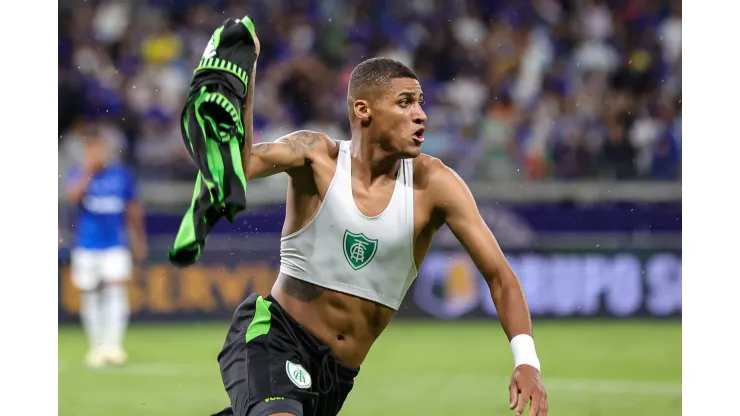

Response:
(399, 99), (409, 106)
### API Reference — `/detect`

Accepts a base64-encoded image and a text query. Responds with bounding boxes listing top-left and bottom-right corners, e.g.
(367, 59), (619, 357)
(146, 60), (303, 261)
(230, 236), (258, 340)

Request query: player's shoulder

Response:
(413, 154), (474, 211)
(412, 153), (463, 189)
(279, 129), (340, 159)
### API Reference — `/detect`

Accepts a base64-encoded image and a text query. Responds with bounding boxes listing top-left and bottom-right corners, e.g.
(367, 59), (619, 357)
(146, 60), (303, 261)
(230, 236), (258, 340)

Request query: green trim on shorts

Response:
(245, 296), (272, 343)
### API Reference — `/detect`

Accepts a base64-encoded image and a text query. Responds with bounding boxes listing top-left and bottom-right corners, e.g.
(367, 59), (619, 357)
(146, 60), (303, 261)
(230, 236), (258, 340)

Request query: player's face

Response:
(83, 138), (108, 165)
(370, 78), (427, 158)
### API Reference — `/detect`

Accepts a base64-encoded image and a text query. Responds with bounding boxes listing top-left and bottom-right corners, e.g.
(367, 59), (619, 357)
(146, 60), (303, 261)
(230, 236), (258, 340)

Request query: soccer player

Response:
(64, 124), (147, 368)
(215, 55), (548, 415)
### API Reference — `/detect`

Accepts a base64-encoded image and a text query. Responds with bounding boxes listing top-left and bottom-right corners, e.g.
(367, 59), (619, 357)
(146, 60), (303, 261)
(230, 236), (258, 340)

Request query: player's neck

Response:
(348, 135), (400, 182)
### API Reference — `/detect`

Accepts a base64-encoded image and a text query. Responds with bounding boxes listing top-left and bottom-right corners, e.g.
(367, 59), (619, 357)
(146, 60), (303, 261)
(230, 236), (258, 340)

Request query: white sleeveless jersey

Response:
(279, 140), (417, 310)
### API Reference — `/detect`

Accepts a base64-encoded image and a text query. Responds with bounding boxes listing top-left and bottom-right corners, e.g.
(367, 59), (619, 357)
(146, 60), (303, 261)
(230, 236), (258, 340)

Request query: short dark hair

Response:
(348, 57), (418, 100)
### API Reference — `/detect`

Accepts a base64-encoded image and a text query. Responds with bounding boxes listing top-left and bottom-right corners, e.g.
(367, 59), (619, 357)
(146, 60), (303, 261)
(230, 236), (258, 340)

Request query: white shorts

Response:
(71, 247), (133, 291)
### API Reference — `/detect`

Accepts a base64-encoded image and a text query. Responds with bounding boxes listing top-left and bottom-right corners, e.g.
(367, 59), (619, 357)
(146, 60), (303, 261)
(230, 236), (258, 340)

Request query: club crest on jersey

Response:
(285, 360), (311, 389)
(343, 230), (378, 270)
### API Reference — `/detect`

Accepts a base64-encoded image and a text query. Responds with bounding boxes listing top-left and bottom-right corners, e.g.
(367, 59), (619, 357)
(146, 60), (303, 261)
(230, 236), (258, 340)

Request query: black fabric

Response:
(211, 399), (303, 416)
(193, 16), (259, 96)
(216, 294), (360, 416)
(250, 398), (304, 416)
(167, 85), (246, 266)
(168, 16), (258, 267)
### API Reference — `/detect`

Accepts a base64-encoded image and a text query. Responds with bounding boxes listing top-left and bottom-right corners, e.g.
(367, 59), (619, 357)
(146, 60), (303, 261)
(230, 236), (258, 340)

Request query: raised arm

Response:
(65, 169), (93, 205)
(430, 161), (548, 416)
(236, 31), (330, 181)
(244, 130), (331, 180)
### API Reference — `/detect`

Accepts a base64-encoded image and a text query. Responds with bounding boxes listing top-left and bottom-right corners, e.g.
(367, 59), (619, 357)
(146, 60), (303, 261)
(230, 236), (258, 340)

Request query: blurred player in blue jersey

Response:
(64, 124), (147, 368)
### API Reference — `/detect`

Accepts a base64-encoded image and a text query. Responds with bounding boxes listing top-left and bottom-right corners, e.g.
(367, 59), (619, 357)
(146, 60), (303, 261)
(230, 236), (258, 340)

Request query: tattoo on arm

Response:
(248, 131), (323, 178)
(252, 131), (321, 157)
(253, 143), (276, 154)
(280, 274), (326, 302)
(283, 131), (321, 156)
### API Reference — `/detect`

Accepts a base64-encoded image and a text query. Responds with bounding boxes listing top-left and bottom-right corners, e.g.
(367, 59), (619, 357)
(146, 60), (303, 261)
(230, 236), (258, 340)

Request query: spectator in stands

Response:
(58, 0), (681, 183)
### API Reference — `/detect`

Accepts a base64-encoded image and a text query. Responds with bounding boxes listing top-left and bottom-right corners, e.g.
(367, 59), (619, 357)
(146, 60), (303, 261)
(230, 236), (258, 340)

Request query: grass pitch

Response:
(59, 320), (681, 415)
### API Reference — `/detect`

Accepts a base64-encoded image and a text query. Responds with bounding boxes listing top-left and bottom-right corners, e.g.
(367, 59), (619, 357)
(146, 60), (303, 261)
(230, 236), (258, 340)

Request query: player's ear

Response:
(353, 100), (372, 127)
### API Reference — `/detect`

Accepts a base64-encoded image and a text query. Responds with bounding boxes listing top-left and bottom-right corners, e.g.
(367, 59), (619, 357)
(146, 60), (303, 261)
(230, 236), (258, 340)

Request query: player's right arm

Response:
(237, 29), (331, 180)
(244, 130), (332, 179)
(65, 174), (90, 204)
(65, 166), (96, 204)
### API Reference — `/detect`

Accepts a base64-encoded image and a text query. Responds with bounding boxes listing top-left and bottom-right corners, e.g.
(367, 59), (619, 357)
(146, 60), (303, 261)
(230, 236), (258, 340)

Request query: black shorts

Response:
(212, 293), (360, 416)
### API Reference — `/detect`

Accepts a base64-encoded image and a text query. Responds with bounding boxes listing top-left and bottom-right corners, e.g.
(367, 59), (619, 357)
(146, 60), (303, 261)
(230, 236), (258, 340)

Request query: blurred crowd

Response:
(58, 0), (681, 182)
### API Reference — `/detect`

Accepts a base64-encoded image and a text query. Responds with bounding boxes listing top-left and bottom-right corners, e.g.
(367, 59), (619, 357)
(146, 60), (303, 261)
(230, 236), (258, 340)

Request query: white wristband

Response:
(510, 334), (541, 373)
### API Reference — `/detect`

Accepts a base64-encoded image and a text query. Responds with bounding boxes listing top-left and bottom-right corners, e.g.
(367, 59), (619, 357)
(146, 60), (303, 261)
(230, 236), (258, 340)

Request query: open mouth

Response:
(413, 127), (425, 143)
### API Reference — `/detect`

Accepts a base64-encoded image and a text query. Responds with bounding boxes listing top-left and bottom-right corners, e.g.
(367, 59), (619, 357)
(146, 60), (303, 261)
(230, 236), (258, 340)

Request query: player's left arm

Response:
(124, 169), (148, 262)
(431, 162), (548, 416)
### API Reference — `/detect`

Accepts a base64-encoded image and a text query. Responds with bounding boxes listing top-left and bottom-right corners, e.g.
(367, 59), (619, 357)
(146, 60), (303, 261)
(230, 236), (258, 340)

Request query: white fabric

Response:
(80, 291), (104, 349)
(71, 247), (132, 291)
(102, 284), (130, 348)
(510, 334), (541, 372)
(280, 140), (417, 309)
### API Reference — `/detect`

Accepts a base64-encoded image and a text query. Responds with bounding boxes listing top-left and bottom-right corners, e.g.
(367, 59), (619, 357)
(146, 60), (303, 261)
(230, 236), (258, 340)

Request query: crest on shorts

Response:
(286, 360), (312, 389)
(343, 230), (378, 271)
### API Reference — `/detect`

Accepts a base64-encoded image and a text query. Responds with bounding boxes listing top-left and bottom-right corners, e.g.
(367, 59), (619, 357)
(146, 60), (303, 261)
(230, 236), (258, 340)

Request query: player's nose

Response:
(413, 107), (427, 124)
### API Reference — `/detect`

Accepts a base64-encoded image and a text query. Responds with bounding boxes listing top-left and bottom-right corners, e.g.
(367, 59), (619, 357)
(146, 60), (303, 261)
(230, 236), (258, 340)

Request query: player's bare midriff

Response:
(270, 274), (395, 368)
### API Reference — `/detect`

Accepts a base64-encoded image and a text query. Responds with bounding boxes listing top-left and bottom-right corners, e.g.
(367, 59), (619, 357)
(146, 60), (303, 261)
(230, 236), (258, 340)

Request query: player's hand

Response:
(83, 157), (105, 175)
(252, 26), (260, 58)
(244, 16), (260, 62)
(509, 365), (548, 416)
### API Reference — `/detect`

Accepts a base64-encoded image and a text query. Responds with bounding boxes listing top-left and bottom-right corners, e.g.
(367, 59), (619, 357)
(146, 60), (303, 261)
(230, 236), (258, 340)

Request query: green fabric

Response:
(241, 17), (257, 42)
(196, 57), (250, 94)
(168, 15), (258, 267)
(169, 174), (205, 261)
(245, 296), (272, 344)
(193, 15), (258, 97)
(168, 86), (247, 266)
